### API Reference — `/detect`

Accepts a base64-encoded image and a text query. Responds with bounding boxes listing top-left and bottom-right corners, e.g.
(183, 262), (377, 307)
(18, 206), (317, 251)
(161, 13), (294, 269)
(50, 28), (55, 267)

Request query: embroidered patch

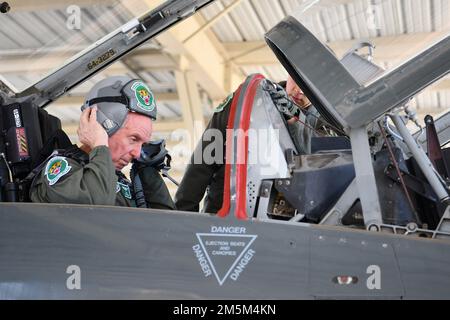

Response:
(45, 157), (71, 186)
(214, 93), (233, 113)
(131, 81), (156, 112)
(117, 182), (132, 199)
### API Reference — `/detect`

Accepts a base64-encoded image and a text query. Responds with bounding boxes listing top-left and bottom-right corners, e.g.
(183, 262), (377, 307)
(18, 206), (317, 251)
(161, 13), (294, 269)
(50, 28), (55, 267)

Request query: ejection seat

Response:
(212, 72), (358, 223)
(0, 101), (72, 202)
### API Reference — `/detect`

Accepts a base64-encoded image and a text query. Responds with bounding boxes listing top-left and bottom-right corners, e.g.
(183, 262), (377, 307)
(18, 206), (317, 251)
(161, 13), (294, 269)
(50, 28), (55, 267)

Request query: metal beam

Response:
(349, 126), (383, 228)
(121, 0), (228, 100)
(175, 66), (205, 142)
(224, 32), (450, 66)
(182, 0), (245, 44)
(224, 61), (244, 95)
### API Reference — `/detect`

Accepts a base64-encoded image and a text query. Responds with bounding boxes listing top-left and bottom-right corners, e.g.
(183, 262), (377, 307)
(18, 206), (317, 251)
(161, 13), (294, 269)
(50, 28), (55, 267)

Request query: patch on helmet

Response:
(131, 81), (156, 112)
(102, 119), (115, 130)
(214, 93), (233, 113)
(45, 157), (71, 186)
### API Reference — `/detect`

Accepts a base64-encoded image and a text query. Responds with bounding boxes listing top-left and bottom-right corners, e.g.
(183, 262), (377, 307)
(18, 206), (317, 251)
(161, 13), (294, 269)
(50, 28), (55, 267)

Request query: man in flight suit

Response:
(30, 76), (175, 209)
(174, 75), (322, 213)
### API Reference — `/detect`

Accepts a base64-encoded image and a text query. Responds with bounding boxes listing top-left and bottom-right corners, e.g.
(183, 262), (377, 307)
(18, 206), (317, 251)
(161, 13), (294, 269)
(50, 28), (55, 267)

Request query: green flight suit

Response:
(30, 145), (175, 209)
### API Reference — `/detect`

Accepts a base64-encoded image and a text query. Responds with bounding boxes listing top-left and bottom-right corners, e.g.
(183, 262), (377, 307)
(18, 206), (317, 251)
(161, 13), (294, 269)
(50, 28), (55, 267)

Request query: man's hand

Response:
(77, 106), (109, 149)
(262, 79), (300, 119)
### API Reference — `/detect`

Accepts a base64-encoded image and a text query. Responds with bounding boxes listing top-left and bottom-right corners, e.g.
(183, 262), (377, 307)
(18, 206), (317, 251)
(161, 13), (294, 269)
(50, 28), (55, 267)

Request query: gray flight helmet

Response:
(82, 76), (157, 136)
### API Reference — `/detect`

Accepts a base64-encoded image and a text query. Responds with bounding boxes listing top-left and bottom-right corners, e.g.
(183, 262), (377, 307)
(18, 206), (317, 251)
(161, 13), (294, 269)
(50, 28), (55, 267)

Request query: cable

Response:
(383, 116), (404, 142)
(0, 153), (13, 182)
(304, 109), (348, 137)
(291, 114), (326, 137)
(378, 121), (418, 217)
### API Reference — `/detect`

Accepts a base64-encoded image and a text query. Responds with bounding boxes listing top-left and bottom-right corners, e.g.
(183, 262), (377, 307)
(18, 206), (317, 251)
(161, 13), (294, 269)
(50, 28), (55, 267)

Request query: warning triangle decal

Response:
(196, 233), (257, 286)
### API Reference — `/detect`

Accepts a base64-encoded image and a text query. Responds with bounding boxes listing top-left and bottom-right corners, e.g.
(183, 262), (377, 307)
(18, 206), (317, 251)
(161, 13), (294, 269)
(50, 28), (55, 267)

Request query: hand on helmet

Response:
(77, 106), (109, 149)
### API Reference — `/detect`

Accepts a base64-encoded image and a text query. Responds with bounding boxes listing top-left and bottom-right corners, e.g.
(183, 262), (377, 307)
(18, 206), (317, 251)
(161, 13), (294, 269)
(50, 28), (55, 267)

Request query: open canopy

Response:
(266, 14), (450, 131)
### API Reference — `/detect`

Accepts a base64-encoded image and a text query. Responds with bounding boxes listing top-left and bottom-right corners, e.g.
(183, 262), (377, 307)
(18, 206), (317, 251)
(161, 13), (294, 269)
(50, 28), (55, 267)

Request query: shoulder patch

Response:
(117, 182), (132, 199)
(214, 93), (233, 113)
(45, 156), (72, 186)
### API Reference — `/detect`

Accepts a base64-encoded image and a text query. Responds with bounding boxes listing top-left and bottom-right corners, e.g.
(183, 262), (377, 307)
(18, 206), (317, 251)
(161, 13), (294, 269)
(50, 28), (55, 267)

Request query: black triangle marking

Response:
(196, 233), (257, 286)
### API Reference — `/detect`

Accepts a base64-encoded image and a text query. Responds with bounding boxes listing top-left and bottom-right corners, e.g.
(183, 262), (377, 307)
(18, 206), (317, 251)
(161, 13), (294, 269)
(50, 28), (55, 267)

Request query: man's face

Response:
(286, 76), (311, 109)
(108, 112), (153, 170)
